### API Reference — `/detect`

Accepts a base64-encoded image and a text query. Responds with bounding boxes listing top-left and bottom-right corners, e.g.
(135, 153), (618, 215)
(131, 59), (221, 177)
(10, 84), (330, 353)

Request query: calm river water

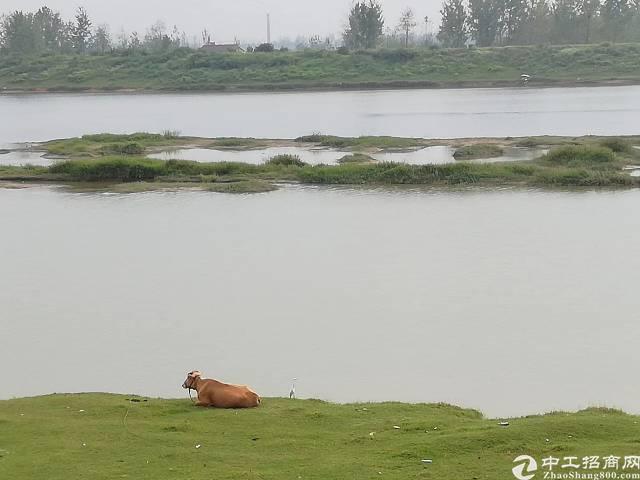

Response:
(2, 85), (640, 147)
(1, 185), (639, 418)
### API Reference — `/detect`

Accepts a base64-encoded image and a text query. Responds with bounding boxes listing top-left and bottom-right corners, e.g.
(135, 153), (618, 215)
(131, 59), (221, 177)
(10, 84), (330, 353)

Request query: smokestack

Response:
(267, 13), (271, 44)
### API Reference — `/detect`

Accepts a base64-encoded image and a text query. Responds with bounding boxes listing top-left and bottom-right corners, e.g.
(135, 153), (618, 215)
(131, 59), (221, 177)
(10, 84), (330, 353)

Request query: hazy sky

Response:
(2, 0), (442, 45)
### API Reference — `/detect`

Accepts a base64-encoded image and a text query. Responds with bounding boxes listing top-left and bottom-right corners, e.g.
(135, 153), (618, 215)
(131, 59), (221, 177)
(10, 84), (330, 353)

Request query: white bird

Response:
(289, 378), (297, 399)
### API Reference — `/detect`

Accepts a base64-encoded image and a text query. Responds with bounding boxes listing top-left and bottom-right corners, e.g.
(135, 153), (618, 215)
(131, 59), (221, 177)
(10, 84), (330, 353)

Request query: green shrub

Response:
(266, 154), (306, 167)
(295, 133), (331, 143)
(337, 153), (375, 164)
(453, 144), (504, 160)
(82, 133), (163, 143)
(543, 145), (616, 166)
(99, 142), (144, 155)
(598, 138), (632, 153)
(50, 158), (164, 181)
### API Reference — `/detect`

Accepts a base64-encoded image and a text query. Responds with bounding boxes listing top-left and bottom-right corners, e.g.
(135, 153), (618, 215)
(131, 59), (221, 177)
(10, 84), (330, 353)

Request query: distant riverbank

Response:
(2, 43), (640, 93)
(3, 77), (640, 95)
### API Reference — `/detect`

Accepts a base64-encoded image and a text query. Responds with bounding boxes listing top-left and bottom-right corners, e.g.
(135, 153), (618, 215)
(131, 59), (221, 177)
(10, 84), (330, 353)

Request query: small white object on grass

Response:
(393, 425), (401, 429)
(195, 444), (201, 449)
(421, 459), (433, 464)
(545, 438), (550, 442)
(499, 422), (509, 426)
(79, 410), (85, 413)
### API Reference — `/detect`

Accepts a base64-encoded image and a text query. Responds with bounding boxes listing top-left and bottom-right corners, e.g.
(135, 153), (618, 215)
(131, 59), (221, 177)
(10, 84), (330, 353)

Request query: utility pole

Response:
(267, 13), (271, 44)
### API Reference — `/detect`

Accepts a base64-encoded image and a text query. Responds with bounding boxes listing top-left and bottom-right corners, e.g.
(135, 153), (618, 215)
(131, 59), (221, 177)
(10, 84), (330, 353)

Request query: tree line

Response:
(438, 0), (640, 46)
(344, 0), (640, 49)
(2, 2), (640, 56)
(0, 6), (189, 55)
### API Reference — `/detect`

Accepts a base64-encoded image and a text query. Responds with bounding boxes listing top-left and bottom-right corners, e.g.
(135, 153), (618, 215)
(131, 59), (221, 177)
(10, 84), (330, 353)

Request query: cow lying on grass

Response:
(182, 370), (261, 408)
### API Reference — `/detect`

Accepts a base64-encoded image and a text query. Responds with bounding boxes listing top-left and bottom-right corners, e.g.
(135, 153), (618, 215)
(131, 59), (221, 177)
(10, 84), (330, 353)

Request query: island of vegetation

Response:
(1, 133), (639, 193)
(1, 393), (638, 479)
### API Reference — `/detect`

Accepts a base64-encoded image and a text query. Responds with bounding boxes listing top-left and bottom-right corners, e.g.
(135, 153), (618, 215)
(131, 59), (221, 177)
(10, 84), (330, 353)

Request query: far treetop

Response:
(0, 1), (639, 55)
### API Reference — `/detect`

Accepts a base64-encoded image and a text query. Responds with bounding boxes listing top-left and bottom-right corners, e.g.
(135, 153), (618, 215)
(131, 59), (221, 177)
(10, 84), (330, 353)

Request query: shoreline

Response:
(2, 77), (640, 96)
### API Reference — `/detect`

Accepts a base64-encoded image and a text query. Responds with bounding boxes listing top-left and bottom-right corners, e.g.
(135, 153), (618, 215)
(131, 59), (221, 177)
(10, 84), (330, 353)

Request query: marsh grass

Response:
(265, 154), (307, 167)
(542, 145), (616, 167)
(598, 137), (633, 153)
(44, 132), (190, 156)
(295, 135), (424, 150)
(337, 153), (377, 164)
(453, 144), (504, 160)
(2, 394), (640, 480)
(211, 137), (268, 149)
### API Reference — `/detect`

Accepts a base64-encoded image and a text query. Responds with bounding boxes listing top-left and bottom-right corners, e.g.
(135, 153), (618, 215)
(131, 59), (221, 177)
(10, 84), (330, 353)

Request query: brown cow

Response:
(182, 371), (261, 408)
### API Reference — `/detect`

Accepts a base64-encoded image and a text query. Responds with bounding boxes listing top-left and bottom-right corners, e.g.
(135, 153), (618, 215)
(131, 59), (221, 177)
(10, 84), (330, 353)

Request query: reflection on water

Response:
(372, 146), (547, 164)
(149, 145), (547, 165)
(149, 147), (351, 165)
(1, 185), (639, 417)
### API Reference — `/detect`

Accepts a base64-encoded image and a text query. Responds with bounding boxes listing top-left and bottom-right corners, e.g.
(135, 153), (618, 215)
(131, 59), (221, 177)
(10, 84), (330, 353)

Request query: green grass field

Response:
(2, 43), (640, 92)
(1, 394), (639, 479)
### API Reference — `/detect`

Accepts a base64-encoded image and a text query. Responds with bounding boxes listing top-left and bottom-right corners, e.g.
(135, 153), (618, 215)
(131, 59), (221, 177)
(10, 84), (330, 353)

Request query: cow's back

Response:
(199, 380), (260, 408)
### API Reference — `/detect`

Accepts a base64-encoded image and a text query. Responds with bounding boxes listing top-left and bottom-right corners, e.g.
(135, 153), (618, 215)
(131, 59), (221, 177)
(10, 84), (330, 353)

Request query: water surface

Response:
(0, 150), (55, 166)
(2, 85), (640, 147)
(1, 185), (639, 418)
(148, 145), (545, 165)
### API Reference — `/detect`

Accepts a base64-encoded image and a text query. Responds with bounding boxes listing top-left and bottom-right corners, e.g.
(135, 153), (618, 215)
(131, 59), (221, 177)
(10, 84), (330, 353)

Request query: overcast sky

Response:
(2, 0), (442, 45)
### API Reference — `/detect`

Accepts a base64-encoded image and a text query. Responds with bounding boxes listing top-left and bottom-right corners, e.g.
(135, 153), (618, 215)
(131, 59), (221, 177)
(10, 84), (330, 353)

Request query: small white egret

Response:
(289, 378), (297, 399)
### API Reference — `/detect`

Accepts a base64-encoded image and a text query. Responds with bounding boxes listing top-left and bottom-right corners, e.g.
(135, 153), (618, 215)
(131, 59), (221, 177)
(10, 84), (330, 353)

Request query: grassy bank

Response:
(1, 394), (638, 480)
(2, 43), (640, 93)
(2, 134), (639, 192)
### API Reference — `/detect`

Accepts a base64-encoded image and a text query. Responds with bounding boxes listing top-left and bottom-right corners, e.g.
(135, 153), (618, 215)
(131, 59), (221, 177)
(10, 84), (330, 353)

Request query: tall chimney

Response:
(267, 13), (271, 44)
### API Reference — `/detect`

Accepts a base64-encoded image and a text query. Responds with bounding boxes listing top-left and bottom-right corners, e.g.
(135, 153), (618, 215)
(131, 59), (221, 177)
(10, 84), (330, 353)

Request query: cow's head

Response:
(182, 370), (202, 389)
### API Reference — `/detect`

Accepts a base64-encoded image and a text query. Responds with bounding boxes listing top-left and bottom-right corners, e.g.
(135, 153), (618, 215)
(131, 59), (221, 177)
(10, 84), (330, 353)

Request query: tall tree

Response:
(92, 24), (111, 53)
(397, 8), (417, 47)
(501, 0), (530, 43)
(468, 0), (505, 46)
(71, 7), (92, 52)
(343, 0), (385, 49)
(577, 0), (601, 42)
(438, 0), (469, 47)
(601, 0), (631, 40)
(511, 0), (551, 44)
(34, 6), (67, 51)
(0, 11), (37, 54)
(128, 31), (141, 50)
(551, 0), (580, 43)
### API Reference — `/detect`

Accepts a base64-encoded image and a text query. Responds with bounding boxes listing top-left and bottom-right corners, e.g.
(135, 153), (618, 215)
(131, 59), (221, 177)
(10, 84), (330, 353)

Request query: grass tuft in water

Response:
(453, 144), (504, 160)
(265, 154), (307, 167)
